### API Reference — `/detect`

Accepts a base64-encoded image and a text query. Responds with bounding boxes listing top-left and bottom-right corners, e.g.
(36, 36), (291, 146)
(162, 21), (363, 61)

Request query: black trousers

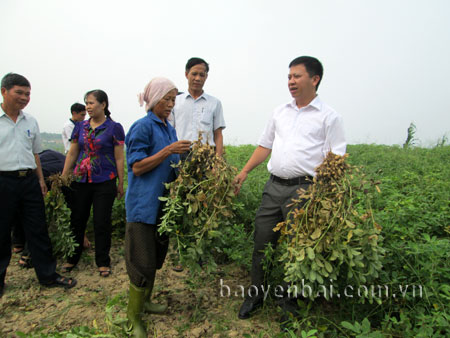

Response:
(67, 180), (116, 268)
(11, 182), (74, 259)
(125, 222), (169, 287)
(0, 173), (58, 286)
(249, 178), (311, 298)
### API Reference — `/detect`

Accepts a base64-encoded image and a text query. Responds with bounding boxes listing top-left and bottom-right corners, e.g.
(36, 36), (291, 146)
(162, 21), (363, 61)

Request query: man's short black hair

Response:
(289, 56), (323, 90)
(71, 103), (86, 114)
(186, 57), (209, 73)
(1, 73), (31, 90)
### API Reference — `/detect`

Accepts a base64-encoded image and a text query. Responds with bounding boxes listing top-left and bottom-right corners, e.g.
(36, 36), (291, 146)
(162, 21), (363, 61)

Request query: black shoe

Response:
(238, 297), (263, 319)
(0, 284), (4, 298)
(42, 275), (77, 289)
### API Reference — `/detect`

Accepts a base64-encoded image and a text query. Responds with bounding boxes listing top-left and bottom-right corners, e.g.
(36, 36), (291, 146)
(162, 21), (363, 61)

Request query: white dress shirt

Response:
(0, 107), (42, 171)
(258, 96), (346, 178)
(170, 92), (226, 146)
(62, 119), (75, 153)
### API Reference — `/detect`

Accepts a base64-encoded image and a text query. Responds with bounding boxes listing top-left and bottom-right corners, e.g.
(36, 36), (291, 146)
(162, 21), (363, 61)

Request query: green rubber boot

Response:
(143, 272), (167, 314)
(126, 283), (147, 338)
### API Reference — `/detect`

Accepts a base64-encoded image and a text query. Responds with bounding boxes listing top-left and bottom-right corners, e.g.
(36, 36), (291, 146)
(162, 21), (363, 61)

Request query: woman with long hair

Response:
(62, 89), (125, 277)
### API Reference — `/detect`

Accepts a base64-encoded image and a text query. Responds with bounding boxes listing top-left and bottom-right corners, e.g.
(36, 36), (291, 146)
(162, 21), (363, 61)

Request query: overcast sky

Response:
(1, 0), (449, 146)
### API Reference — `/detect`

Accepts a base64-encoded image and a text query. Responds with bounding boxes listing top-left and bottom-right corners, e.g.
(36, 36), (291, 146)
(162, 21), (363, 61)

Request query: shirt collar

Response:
(186, 91), (207, 101)
(147, 110), (167, 125)
(287, 95), (322, 111)
(83, 118), (110, 130)
(0, 105), (25, 120)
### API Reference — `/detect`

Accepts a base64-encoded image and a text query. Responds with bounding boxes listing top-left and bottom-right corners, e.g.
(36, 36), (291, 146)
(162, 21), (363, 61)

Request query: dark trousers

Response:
(11, 212), (26, 248)
(249, 177), (311, 298)
(11, 182), (74, 259)
(0, 174), (57, 285)
(125, 222), (169, 287)
(68, 180), (116, 267)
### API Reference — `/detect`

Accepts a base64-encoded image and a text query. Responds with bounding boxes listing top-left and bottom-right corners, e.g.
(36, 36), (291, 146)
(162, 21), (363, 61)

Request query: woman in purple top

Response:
(62, 89), (125, 277)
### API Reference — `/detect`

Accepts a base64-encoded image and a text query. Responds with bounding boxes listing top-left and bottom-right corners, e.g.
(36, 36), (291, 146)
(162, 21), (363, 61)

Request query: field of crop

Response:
(0, 143), (448, 337)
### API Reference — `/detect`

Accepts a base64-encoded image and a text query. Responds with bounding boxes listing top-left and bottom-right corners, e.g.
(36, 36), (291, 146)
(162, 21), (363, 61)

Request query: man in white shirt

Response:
(234, 56), (346, 320)
(62, 103), (86, 153)
(0, 73), (77, 297)
(170, 57), (226, 156)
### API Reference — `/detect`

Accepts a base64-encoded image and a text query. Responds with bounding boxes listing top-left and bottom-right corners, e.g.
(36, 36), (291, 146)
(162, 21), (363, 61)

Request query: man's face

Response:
(1, 85), (31, 111)
(288, 64), (319, 100)
(72, 110), (86, 122)
(186, 64), (208, 93)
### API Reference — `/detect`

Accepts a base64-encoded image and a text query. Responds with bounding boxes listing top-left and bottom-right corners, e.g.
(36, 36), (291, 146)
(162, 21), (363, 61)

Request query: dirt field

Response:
(0, 241), (283, 337)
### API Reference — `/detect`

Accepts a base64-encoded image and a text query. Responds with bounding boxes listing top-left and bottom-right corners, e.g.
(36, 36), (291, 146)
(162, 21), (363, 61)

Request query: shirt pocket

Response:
(199, 110), (213, 128)
(22, 128), (35, 151)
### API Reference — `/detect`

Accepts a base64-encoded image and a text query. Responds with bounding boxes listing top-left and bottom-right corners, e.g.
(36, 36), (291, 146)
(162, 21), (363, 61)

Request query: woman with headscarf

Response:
(62, 89), (125, 277)
(124, 77), (191, 337)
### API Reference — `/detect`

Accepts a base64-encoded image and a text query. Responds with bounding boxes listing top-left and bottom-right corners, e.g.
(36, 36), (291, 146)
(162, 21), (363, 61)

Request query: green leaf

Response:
(298, 248), (305, 261)
(324, 261), (333, 273)
(310, 228), (322, 240)
(361, 317), (371, 333)
(306, 247), (315, 260)
(341, 321), (358, 333)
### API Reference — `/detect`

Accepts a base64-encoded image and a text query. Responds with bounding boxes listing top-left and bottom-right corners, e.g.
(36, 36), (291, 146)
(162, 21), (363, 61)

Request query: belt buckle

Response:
(18, 170), (28, 177)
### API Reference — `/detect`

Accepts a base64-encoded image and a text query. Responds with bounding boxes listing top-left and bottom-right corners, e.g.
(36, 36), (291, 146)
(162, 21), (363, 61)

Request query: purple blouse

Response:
(71, 118), (125, 183)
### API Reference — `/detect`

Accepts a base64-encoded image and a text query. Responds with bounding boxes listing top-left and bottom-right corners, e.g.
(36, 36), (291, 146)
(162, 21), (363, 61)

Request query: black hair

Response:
(1, 73), (31, 90)
(70, 103), (86, 114)
(185, 57), (209, 73)
(289, 56), (323, 90)
(84, 89), (111, 118)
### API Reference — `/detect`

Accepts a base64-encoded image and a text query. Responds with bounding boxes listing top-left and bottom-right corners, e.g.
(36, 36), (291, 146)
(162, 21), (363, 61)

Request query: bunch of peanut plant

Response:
(274, 152), (385, 303)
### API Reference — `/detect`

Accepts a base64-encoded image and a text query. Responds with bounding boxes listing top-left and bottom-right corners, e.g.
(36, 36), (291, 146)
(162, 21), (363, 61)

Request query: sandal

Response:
(172, 264), (184, 272)
(43, 276), (77, 289)
(83, 235), (91, 249)
(13, 246), (24, 254)
(18, 255), (33, 269)
(61, 264), (76, 273)
(99, 267), (111, 277)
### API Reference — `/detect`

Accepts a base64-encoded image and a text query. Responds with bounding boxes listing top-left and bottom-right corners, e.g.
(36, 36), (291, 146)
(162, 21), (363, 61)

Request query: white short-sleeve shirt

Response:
(0, 107), (42, 171)
(258, 96), (346, 178)
(170, 92), (226, 146)
(62, 119), (75, 153)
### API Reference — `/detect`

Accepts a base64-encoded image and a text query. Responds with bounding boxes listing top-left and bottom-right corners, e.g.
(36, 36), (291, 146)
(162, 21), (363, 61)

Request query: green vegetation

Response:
(9, 141), (449, 337)
(159, 137), (238, 274)
(274, 152), (385, 303)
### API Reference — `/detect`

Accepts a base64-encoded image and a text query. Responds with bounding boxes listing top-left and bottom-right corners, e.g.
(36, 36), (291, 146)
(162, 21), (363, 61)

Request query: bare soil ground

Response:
(0, 241), (283, 337)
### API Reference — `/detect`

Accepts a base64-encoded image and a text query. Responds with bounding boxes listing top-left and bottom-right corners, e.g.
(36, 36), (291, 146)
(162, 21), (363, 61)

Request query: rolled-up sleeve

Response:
(126, 123), (152, 167)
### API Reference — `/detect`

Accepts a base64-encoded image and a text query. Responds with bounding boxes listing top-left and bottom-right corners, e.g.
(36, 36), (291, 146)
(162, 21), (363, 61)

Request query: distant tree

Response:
(435, 134), (448, 147)
(403, 122), (417, 149)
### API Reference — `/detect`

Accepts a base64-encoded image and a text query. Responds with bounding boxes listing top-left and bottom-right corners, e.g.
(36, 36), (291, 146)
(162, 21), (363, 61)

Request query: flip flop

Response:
(13, 246), (24, 254)
(61, 264), (76, 273)
(99, 268), (111, 277)
(18, 255), (33, 269)
(43, 276), (77, 289)
(172, 264), (184, 272)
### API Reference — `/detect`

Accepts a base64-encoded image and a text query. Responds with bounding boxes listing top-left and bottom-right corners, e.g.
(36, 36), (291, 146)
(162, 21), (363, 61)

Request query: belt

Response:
(270, 174), (313, 186)
(0, 169), (35, 178)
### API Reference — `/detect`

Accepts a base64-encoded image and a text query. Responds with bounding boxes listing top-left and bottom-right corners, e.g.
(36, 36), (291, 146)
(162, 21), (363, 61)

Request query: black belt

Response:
(270, 174), (313, 186)
(0, 169), (35, 178)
